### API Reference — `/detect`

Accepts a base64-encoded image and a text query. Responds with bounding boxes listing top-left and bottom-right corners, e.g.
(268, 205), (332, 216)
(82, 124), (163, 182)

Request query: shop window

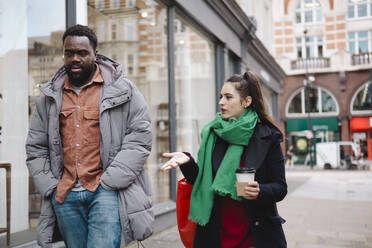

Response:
(348, 0), (372, 19)
(88, 0), (169, 203)
(295, 0), (322, 24)
(174, 15), (216, 169)
(287, 87), (338, 116)
(321, 89), (337, 112)
(351, 80), (372, 113)
(288, 91), (303, 113)
(5, 0), (66, 237)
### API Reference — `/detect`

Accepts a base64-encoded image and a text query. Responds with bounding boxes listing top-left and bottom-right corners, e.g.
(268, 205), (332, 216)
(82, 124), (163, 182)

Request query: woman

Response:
(161, 71), (287, 248)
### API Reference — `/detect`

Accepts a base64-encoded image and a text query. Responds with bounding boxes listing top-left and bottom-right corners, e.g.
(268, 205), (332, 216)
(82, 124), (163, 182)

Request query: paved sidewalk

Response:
(11, 168), (372, 248)
(280, 170), (372, 248)
(129, 169), (372, 248)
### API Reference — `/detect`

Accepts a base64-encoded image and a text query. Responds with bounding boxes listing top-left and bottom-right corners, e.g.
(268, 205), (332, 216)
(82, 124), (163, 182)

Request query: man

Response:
(26, 25), (153, 248)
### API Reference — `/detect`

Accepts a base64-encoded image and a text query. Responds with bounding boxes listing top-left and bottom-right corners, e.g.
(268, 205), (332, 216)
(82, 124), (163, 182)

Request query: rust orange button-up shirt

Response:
(55, 65), (103, 203)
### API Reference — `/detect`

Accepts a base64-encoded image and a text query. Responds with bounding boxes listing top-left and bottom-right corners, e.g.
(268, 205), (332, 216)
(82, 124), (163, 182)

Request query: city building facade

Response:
(272, 0), (372, 165)
(0, 0), (284, 246)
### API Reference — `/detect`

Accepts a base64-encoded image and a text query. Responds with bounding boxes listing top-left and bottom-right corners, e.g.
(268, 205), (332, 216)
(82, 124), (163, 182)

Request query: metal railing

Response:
(291, 57), (330, 70)
(0, 163), (11, 246)
(352, 52), (372, 65)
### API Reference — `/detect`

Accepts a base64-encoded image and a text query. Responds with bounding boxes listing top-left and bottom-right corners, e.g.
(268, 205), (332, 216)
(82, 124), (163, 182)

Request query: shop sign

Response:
(312, 125), (328, 131)
(296, 137), (308, 153)
(286, 117), (338, 132)
(350, 116), (372, 131)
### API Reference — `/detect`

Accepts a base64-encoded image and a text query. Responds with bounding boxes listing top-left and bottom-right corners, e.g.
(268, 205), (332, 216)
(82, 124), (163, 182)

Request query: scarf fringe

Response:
(188, 215), (209, 226)
(212, 188), (242, 202)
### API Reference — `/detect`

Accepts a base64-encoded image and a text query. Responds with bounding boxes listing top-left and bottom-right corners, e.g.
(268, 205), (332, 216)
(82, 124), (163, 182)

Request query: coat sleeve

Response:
(25, 95), (59, 198)
(100, 83), (152, 190)
(255, 131), (287, 205)
(179, 153), (199, 184)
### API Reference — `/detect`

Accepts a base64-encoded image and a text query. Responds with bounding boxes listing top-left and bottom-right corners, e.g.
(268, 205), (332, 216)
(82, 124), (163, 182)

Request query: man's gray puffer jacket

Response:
(25, 55), (153, 247)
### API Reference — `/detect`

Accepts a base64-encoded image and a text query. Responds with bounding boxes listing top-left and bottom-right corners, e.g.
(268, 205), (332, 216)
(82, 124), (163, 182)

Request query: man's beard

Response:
(65, 62), (96, 87)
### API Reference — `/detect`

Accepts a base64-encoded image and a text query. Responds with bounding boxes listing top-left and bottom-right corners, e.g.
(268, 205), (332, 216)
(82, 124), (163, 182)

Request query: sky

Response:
(27, 0), (65, 37)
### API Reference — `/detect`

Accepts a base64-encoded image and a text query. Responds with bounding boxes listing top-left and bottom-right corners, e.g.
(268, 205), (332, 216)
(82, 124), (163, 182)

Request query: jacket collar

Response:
(39, 54), (129, 100)
(243, 123), (273, 171)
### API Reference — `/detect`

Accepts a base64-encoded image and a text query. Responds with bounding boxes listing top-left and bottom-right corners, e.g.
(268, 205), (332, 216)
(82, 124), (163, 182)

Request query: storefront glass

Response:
(174, 16), (216, 173)
(0, 1), (65, 245)
(287, 86), (338, 115)
(352, 81), (372, 112)
(88, 0), (169, 203)
(27, 0), (66, 228)
(286, 117), (339, 165)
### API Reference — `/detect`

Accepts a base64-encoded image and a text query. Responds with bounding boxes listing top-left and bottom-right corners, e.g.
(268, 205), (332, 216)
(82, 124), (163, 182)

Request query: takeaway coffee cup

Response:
(235, 167), (256, 196)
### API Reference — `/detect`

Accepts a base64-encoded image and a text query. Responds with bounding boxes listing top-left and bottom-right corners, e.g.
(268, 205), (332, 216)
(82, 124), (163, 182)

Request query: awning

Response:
(286, 117), (339, 132)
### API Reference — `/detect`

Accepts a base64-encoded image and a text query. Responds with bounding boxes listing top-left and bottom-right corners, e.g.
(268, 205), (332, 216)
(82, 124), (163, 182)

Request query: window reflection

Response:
(295, 0), (322, 24)
(27, 0), (65, 228)
(174, 17), (216, 174)
(307, 87), (319, 112)
(88, 0), (169, 203)
(287, 87), (338, 115)
(353, 81), (372, 111)
(348, 0), (372, 18)
(321, 90), (336, 112)
(288, 92), (302, 113)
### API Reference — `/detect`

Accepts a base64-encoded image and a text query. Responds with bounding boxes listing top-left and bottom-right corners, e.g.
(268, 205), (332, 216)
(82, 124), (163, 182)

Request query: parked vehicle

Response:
(316, 142), (360, 170)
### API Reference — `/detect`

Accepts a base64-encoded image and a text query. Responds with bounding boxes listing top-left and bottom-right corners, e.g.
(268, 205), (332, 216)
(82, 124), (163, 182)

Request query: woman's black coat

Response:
(180, 123), (287, 248)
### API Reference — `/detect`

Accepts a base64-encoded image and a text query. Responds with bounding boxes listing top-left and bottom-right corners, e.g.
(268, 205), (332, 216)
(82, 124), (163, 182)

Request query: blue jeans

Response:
(51, 186), (122, 248)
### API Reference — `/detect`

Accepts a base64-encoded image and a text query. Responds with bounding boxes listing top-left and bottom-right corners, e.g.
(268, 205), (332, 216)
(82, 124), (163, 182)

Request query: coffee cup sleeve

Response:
(235, 182), (247, 196)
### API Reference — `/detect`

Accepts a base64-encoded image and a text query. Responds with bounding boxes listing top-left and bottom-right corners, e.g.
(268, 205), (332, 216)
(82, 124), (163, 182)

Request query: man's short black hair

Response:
(62, 24), (98, 50)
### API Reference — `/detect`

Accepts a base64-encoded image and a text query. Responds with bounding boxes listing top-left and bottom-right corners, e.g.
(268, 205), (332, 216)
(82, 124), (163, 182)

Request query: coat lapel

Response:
(243, 124), (272, 171)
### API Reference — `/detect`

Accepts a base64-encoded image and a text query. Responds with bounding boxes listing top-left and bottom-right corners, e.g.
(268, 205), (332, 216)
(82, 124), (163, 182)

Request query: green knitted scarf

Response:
(188, 109), (258, 226)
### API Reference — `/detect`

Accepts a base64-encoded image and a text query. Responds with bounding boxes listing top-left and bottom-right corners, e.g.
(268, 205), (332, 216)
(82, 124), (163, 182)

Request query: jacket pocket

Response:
(60, 109), (75, 147)
(83, 110), (100, 144)
(252, 215), (287, 247)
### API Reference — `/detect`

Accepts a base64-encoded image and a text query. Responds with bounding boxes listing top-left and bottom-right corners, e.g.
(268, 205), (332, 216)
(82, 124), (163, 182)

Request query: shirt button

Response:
(77, 105), (81, 109)
(76, 143), (80, 147)
(77, 163), (81, 166)
(76, 124), (80, 128)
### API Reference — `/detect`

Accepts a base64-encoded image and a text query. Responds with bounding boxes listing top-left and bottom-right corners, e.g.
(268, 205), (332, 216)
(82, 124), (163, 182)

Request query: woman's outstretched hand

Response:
(160, 152), (190, 170)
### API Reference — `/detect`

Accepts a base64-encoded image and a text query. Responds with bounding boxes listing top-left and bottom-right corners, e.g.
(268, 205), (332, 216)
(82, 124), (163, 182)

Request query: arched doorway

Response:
(285, 86), (339, 165)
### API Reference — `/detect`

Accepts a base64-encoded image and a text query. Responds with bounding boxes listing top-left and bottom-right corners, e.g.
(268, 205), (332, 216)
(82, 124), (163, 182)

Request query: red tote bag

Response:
(176, 178), (197, 248)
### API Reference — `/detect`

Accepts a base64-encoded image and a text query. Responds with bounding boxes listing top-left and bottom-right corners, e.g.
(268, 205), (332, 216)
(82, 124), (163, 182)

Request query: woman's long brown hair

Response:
(225, 71), (283, 136)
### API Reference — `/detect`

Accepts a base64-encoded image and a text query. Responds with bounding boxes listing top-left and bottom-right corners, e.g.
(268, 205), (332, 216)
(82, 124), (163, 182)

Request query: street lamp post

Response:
(303, 29), (314, 169)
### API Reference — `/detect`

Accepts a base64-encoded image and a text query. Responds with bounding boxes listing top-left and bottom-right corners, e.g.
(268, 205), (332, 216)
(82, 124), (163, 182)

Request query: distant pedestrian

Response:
(26, 24), (153, 248)
(162, 72), (287, 248)
(286, 145), (294, 169)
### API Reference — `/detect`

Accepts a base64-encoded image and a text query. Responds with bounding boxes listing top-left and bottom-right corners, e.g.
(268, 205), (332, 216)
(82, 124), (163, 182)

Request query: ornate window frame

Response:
(286, 86), (339, 118)
(350, 80), (372, 116)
